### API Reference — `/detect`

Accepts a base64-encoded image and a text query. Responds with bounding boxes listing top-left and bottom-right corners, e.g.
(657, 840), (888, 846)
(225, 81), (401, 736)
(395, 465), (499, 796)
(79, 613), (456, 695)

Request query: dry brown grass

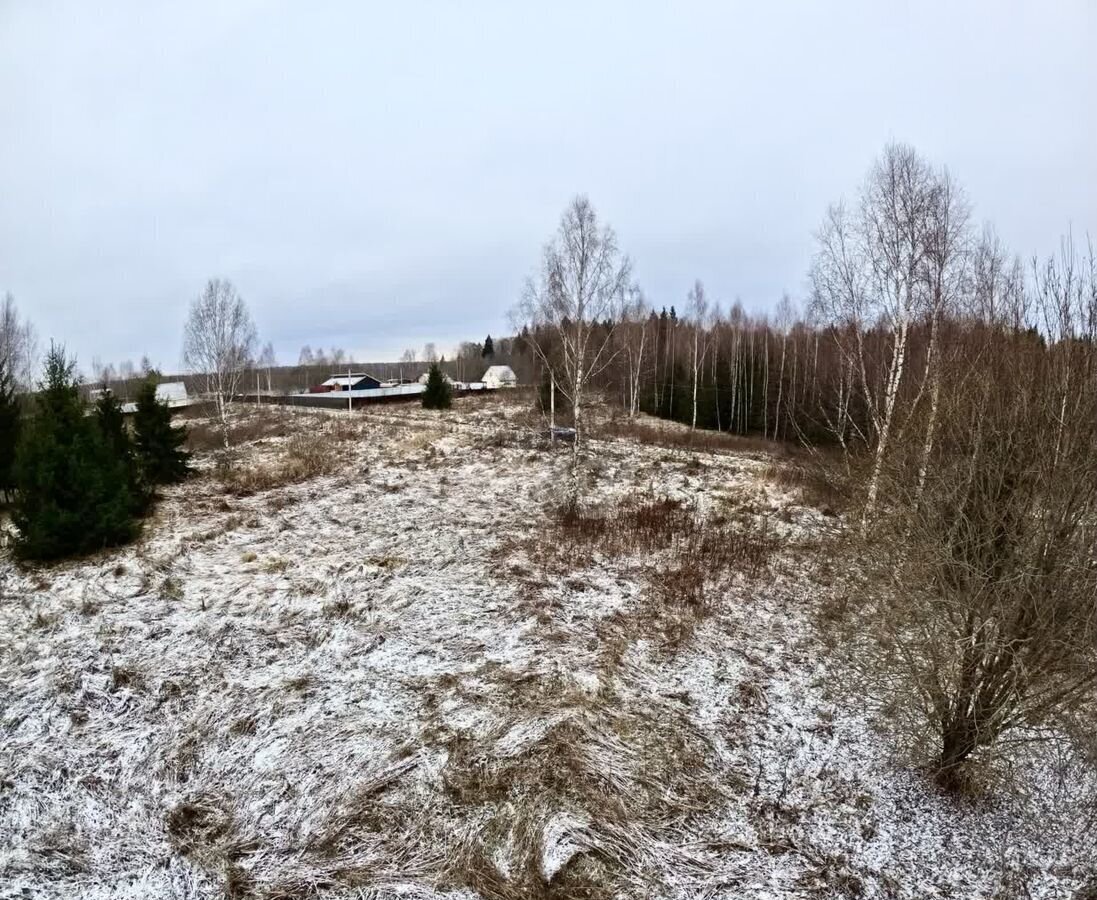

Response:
(504, 495), (776, 653)
(185, 409), (303, 452)
(165, 793), (258, 898)
(436, 688), (732, 898)
(760, 457), (849, 515)
(595, 418), (785, 457)
(549, 496), (775, 584)
(216, 434), (337, 495)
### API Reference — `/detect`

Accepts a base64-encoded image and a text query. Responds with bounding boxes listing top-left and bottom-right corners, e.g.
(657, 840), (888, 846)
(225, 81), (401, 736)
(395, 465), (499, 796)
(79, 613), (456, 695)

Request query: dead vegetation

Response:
(546, 495), (775, 584)
(501, 494), (777, 653)
(214, 433), (337, 495)
(3, 397), (1092, 899)
(435, 680), (735, 899)
(759, 457), (849, 516)
(185, 408), (298, 451)
(596, 416), (783, 457)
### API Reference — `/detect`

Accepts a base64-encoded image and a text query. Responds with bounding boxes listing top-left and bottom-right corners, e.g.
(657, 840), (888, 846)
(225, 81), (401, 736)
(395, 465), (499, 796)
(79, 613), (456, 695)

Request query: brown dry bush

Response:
(216, 434), (337, 495)
(175, 399), (220, 421)
(550, 496), (774, 583)
(510, 496), (774, 650)
(846, 243), (1097, 792)
(186, 409), (303, 452)
(761, 456), (850, 515)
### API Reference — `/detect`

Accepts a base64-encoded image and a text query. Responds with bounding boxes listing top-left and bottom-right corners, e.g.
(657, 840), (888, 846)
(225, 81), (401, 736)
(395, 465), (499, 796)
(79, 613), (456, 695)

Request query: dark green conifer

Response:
(133, 379), (192, 486)
(94, 387), (148, 513)
(421, 361), (452, 410)
(12, 345), (138, 560)
(0, 355), (19, 501)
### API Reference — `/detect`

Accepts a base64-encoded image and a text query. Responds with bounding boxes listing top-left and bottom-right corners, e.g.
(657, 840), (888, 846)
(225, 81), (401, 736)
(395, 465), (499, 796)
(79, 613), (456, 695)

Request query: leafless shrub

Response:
(506, 495), (773, 652)
(850, 238), (1097, 791)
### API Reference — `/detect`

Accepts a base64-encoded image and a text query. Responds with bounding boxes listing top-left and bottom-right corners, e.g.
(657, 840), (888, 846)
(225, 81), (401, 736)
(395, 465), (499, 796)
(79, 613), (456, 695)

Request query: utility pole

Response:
(347, 366), (352, 413)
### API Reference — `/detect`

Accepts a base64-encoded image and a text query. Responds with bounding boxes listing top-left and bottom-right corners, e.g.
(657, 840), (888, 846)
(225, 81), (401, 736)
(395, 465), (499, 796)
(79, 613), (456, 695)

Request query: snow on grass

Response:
(0, 397), (1092, 898)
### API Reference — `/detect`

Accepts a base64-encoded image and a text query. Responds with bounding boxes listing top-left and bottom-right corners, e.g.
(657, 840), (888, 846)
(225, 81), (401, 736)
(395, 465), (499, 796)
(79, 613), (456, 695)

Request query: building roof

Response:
(156, 382), (188, 404)
(417, 370), (455, 384)
(321, 373), (380, 387)
(482, 365), (517, 381)
(118, 382), (189, 414)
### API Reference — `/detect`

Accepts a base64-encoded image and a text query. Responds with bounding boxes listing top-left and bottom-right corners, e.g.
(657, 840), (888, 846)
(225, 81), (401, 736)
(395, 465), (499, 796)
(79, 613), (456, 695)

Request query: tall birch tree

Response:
(517, 196), (630, 497)
(182, 278), (257, 447)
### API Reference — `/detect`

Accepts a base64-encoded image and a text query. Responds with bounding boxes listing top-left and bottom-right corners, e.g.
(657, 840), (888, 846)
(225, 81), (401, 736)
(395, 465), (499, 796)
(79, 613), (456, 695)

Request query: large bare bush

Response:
(857, 238), (1097, 789)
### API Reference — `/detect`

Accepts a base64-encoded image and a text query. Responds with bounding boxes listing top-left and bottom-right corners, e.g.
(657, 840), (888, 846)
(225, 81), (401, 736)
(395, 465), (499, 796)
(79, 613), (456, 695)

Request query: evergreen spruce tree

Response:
(12, 345), (138, 560)
(0, 355), (20, 501)
(133, 379), (191, 486)
(422, 361), (452, 410)
(482, 335), (494, 358)
(95, 388), (149, 513)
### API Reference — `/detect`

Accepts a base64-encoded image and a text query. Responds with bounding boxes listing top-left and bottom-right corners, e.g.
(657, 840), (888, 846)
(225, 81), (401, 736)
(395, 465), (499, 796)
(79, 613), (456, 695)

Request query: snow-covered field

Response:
(1, 396), (1092, 899)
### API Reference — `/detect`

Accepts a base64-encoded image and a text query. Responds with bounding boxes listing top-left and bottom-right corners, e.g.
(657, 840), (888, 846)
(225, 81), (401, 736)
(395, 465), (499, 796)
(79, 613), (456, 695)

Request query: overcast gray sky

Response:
(2, 1), (1094, 372)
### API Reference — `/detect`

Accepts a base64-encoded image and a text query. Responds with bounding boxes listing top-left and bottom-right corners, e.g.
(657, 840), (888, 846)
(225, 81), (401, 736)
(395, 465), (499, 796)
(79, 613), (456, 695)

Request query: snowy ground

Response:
(1, 396), (1093, 899)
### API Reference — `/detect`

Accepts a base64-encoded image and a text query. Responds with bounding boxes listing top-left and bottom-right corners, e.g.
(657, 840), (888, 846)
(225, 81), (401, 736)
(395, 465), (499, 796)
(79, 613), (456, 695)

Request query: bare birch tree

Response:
(686, 281), (710, 430)
(183, 278), (257, 446)
(517, 195), (630, 497)
(622, 285), (649, 417)
(909, 170), (969, 505)
(811, 143), (939, 529)
(772, 294), (795, 440)
(258, 341), (277, 394)
(0, 293), (37, 388)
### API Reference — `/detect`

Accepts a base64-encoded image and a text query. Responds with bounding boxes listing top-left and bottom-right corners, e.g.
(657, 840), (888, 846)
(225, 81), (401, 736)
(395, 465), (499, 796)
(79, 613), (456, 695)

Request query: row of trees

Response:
(515, 150), (1097, 787)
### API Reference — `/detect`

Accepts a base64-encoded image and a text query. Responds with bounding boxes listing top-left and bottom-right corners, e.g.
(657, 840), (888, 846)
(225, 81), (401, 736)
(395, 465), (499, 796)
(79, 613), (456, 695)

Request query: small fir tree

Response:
(94, 388), (149, 513)
(133, 379), (192, 485)
(0, 355), (19, 501)
(12, 345), (138, 560)
(482, 335), (494, 358)
(422, 361), (452, 410)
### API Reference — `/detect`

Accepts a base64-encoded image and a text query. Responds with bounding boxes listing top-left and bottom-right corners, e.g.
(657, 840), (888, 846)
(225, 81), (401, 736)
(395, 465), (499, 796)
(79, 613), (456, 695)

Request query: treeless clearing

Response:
(1, 397), (1092, 898)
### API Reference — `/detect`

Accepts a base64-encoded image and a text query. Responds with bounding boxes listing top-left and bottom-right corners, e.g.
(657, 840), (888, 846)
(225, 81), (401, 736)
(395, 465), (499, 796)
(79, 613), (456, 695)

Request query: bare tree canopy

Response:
(0, 293), (38, 388)
(810, 143), (970, 527)
(183, 278), (258, 443)
(517, 195), (631, 493)
(258, 341), (277, 369)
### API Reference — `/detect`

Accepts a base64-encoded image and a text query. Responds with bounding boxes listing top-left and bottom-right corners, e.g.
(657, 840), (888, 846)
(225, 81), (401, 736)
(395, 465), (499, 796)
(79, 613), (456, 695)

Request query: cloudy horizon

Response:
(2, 0), (1094, 373)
